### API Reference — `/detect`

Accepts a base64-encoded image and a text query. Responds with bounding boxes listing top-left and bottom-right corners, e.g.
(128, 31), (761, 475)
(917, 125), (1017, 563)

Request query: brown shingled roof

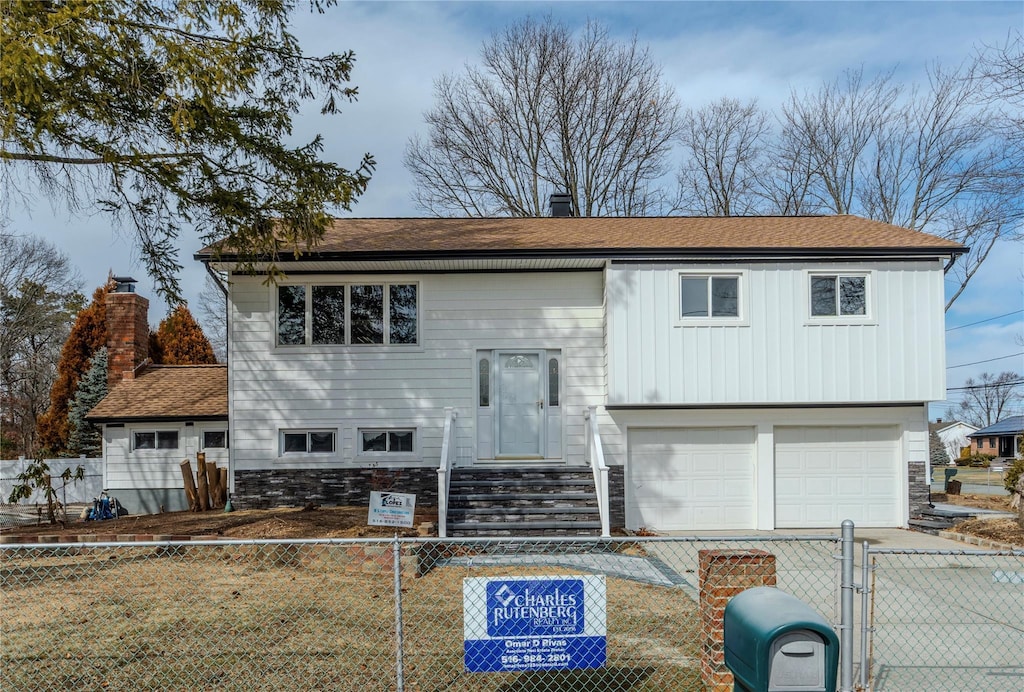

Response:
(87, 365), (227, 423)
(196, 215), (965, 259)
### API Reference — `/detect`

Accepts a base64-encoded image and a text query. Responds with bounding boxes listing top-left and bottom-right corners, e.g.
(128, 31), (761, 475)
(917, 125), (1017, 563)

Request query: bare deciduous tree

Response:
(741, 64), (1019, 309)
(949, 371), (1023, 428)
(196, 274), (228, 363)
(0, 231), (84, 457)
(405, 16), (681, 217)
(675, 98), (771, 216)
(778, 69), (902, 215)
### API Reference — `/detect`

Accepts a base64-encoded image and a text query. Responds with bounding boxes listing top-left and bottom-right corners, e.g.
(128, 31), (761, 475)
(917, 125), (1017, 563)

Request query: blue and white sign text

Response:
(464, 575), (606, 673)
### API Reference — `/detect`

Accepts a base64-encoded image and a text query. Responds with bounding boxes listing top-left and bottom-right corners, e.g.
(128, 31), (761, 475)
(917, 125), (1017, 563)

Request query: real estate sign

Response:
(463, 575), (606, 673)
(367, 491), (416, 528)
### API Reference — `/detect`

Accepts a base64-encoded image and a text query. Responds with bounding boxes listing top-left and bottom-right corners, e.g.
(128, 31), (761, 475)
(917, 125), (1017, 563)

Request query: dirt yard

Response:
(3, 493), (1021, 546)
(1, 504), (432, 539)
(933, 492), (1022, 547)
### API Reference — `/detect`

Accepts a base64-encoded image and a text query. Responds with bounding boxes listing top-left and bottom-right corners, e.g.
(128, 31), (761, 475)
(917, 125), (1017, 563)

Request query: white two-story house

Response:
(196, 208), (963, 535)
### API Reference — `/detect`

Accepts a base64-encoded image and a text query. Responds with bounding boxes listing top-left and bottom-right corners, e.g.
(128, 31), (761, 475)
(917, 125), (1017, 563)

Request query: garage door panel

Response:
(628, 427), (755, 531)
(775, 425), (900, 528)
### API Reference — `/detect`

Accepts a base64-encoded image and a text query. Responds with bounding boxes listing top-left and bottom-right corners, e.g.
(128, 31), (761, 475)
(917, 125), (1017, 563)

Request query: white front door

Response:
(496, 351), (544, 456)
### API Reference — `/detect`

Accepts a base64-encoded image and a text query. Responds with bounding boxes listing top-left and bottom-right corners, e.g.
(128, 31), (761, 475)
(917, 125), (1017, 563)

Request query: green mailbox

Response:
(724, 587), (839, 692)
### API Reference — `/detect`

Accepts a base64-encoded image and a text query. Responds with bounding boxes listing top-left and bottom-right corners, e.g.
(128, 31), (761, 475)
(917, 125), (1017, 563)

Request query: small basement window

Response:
(360, 429), (415, 454)
(133, 430), (179, 451)
(281, 430), (336, 455)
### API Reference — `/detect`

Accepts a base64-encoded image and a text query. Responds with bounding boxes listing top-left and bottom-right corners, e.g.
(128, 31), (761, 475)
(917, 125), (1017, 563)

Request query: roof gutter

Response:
(197, 246), (966, 264)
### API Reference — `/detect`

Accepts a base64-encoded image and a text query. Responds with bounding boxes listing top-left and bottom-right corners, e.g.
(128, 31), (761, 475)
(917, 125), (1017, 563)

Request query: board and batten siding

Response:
(605, 260), (946, 405)
(228, 271), (605, 471)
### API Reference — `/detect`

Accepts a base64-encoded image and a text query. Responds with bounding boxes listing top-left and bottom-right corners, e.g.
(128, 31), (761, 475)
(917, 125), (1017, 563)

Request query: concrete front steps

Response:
(446, 466), (603, 537)
(909, 506), (977, 535)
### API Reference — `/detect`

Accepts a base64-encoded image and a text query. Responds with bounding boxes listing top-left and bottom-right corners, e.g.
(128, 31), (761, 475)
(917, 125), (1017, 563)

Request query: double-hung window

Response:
(678, 272), (744, 324)
(277, 282), (418, 346)
(809, 273), (868, 318)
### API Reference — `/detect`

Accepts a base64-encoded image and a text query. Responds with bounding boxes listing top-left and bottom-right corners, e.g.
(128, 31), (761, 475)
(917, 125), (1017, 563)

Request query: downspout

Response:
(204, 262), (228, 297)
(203, 261), (232, 505)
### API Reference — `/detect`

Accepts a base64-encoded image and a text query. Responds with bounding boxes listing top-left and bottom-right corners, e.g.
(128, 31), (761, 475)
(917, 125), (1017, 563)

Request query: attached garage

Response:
(774, 426), (901, 528)
(627, 427), (756, 531)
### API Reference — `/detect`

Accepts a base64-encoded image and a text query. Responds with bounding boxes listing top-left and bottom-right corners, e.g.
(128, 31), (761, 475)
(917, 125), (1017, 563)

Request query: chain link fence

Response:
(1, 536), (840, 691)
(863, 547), (1024, 692)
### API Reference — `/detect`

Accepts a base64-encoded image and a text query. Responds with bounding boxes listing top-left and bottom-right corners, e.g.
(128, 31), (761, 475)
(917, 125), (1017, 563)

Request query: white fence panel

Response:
(0, 457), (103, 504)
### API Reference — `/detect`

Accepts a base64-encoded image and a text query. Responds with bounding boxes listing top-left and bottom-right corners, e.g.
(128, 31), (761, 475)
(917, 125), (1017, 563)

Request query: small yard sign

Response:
(463, 575), (606, 673)
(367, 491), (416, 528)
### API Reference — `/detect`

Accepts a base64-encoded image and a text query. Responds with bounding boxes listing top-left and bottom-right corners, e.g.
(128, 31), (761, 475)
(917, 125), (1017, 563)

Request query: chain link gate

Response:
(2, 535), (841, 691)
(859, 547), (1024, 692)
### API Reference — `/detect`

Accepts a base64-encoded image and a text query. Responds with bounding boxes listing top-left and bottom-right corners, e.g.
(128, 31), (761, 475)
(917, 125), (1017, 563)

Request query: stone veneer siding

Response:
(908, 460), (929, 518)
(233, 468), (440, 509)
(608, 465), (626, 529)
(233, 466), (627, 525)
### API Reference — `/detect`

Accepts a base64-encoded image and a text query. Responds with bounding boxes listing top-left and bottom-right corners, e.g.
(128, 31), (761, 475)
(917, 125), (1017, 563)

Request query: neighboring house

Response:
(967, 416), (1024, 461)
(929, 419), (978, 463)
(86, 280), (228, 514)
(194, 207), (963, 533)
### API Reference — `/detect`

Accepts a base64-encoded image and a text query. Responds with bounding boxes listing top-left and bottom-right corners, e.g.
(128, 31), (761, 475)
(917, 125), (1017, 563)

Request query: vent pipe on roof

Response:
(549, 193), (573, 217)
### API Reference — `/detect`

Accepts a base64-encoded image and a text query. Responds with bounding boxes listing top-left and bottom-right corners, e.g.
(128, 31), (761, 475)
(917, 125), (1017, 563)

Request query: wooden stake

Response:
(180, 460), (199, 511)
(196, 452), (210, 511)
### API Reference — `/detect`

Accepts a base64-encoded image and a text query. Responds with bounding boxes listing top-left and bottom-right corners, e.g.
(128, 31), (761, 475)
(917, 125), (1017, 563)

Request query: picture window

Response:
(277, 283), (418, 346)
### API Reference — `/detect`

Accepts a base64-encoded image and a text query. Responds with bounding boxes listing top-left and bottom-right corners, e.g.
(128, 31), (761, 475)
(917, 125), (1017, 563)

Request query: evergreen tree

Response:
(151, 305), (217, 365)
(1, 0), (374, 303)
(36, 280), (114, 454)
(67, 348), (108, 456)
(929, 429), (950, 468)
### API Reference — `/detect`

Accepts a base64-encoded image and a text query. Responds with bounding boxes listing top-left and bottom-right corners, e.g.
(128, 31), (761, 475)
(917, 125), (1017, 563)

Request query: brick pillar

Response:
(698, 549), (777, 691)
(106, 291), (150, 389)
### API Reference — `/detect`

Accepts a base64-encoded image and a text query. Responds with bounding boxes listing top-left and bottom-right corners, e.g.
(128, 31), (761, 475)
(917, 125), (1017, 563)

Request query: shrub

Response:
(959, 453), (995, 468)
(1004, 458), (1024, 494)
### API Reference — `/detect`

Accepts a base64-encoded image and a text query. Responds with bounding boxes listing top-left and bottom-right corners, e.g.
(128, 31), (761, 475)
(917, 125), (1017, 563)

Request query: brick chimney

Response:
(106, 276), (150, 389)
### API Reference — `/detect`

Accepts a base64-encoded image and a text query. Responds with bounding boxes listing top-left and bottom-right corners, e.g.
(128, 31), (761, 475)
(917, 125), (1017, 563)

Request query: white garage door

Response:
(775, 426), (901, 528)
(627, 427), (756, 531)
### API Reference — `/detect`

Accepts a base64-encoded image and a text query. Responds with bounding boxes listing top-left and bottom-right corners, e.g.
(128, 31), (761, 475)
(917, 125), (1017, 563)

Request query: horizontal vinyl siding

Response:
(228, 272), (605, 471)
(607, 261), (946, 405)
(104, 424), (226, 490)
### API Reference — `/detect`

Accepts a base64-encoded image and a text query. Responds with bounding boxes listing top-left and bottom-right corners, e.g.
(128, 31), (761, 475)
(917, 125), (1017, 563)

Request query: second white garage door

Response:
(627, 427), (756, 531)
(775, 426), (901, 528)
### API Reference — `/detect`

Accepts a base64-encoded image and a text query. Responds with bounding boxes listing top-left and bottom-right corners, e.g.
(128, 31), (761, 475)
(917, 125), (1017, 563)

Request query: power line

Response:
(946, 309), (1023, 331)
(946, 352), (1024, 369)
(945, 379), (1024, 393)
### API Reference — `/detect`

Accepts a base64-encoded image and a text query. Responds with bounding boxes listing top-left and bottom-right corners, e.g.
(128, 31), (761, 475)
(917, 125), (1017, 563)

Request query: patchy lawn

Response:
(0, 505), (431, 539)
(4, 492), (1021, 547)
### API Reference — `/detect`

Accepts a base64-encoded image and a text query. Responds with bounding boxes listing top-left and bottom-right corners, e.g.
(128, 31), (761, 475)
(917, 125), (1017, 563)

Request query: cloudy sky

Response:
(9, 0), (1023, 419)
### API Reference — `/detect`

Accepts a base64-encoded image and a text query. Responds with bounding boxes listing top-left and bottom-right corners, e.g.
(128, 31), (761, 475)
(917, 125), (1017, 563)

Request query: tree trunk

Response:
(180, 460), (199, 511)
(196, 452), (210, 511)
